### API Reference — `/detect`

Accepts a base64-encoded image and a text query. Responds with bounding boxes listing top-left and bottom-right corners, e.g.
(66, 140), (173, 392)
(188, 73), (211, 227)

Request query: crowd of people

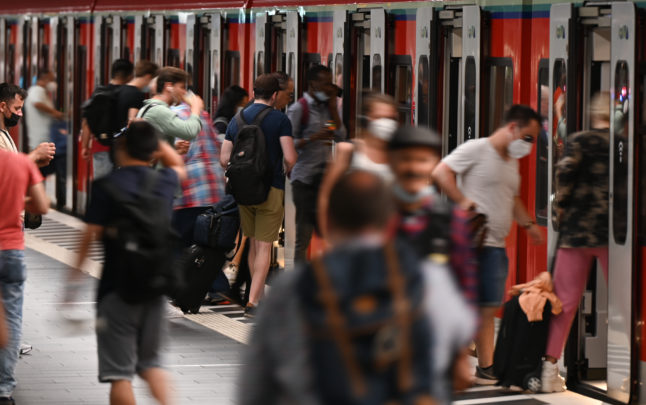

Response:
(0, 56), (613, 405)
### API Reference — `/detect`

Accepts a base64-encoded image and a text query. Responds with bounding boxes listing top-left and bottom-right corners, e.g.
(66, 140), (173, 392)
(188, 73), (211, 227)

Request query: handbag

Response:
(193, 195), (241, 253)
(24, 212), (42, 230)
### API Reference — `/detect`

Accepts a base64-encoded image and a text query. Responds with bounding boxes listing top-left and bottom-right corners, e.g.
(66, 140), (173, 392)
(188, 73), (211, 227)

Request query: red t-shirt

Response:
(0, 150), (44, 250)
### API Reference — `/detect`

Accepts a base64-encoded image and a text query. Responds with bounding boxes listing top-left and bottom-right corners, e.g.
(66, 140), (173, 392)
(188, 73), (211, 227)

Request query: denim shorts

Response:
(477, 247), (509, 307)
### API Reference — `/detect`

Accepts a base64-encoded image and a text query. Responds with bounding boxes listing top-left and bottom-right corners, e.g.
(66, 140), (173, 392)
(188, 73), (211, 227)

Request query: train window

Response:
(464, 56), (476, 140)
(224, 50), (240, 87)
(535, 59), (549, 226)
(613, 60), (629, 245)
(486, 59), (513, 135)
(167, 49), (180, 67)
(40, 44), (49, 72)
(389, 55), (412, 124)
(335, 53), (343, 88)
(418, 56), (429, 127)
(287, 52), (294, 80)
(551, 59), (566, 230)
(372, 54), (382, 92)
(8, 44), (15, 84)
(327, 53), (333, 69)
(257, 51), (264, 77)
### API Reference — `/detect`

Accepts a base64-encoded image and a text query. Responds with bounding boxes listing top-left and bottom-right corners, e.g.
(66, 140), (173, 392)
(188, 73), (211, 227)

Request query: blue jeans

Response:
(93, 151), (113, 179)
(0, 250), (26, 397)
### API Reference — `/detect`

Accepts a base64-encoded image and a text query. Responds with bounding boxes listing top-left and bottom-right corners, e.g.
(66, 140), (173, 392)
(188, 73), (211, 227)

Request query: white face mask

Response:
(507, 139), (533, 159)
(314, 91), (329, 102)
(46, 81), (57, 93)
(368, 118), (398, 141)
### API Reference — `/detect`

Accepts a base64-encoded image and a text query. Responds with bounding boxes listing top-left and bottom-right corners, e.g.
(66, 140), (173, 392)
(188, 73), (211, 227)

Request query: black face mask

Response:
(4, 113), (20, 128)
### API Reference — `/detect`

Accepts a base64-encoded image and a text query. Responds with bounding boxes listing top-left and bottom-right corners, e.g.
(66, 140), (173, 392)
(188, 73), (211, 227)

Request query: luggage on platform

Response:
(173, 245), (226, 314)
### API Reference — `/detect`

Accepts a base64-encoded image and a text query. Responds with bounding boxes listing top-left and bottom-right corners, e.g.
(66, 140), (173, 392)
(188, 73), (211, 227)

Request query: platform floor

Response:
(12, 211), (613, 404)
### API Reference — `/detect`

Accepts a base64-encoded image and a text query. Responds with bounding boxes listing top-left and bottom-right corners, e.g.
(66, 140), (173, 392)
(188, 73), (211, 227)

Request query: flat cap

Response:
(388, 125), (442, 151)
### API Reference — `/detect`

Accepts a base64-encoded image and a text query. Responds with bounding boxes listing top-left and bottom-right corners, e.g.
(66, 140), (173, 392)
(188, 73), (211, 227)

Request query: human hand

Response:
(53, 110), (65, 120)
(526, 224), (545, 245)
(33, 142), (56, 166)
(187, 93), (205, 112)
(175, 140), (190, 155)
(459, 197), (477, 212)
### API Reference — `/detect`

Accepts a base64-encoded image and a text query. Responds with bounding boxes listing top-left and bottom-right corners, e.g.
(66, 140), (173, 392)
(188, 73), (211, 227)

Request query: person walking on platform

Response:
(432, 105), (544, 385)
(213, 86), (249, 136)
(73, 121), (186, 405)
(137, 67), (203, 149)
(220, 74), (297, 317)
(388, 126), (477, 403)
(540, 92), (611, 393)
(0, 146), (49, 405)
(287, 65), (346, 263)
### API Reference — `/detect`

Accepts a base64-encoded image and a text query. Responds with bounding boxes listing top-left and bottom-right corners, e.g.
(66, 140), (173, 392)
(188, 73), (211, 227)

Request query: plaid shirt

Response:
(172, 104), (225, 209)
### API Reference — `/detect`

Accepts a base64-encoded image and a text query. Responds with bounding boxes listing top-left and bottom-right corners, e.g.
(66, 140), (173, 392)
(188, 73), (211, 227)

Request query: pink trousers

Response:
(545, 246), (609, 359)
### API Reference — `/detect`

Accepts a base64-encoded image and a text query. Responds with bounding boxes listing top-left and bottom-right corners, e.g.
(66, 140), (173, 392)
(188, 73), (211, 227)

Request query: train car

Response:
(0, 1), (644, 404)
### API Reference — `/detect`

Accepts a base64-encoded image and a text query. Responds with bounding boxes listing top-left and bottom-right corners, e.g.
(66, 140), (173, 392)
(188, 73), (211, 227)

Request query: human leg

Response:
(475, 306), (498, 369)
(137, 298), (169, 404)
(54, 154), (67, 208)
(0, 250), (26, 398)
(93, 151), (113, 179)
(247, 239), (272, 305)
(140, 368), (171, 405)
(292, 181), (316, 264)
(109, 380), (135, 405)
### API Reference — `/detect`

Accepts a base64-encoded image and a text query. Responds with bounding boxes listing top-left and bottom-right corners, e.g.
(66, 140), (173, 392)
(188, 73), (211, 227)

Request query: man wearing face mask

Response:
(432, 105), (545, 385)
(287, 65), (346, 263)
(137, 66), (203, 146)
(0, 83), (55, 166)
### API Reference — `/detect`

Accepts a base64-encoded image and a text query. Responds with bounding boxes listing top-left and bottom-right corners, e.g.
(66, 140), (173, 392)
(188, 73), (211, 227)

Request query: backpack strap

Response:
(298, 97), (309, 128)
(236, 104), (272, 126)
(137, 103), (158, 119)
(310, 257), (367, 398)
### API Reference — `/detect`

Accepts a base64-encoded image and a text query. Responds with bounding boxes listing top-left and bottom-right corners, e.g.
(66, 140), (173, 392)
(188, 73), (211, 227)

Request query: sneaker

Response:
(474, 365), (498, 385)
(0, 396), (15, 404)
(541, 360), (566, 393)
(222, 262), (239, 287)
(19, 344), (32, 355)
(244, 303), (257, 318)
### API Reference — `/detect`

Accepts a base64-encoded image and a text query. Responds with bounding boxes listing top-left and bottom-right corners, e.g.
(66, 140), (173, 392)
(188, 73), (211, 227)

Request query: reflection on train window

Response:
(613, 60), (629, 244)
(486, 59), (513, 135)
(224, 50), (240, 88)
(167, 49), (180, 67)
(256, 51), (264, 77)
(418, 56), (429, 127)
(389, 56), (412, 125)
(551, 59), (566, 231)
(372, 54), (382, 92)
(335, 54), (343, 88)
(535, 59), (549, 226)
(327, 53), (333, 69)
(287, 52), (294, 80)
(464, 56), (476, 140)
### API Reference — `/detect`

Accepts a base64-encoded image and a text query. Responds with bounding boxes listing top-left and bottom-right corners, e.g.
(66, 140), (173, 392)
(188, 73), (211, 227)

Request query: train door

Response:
(549, 3), (638, 402)
(430, 6), (483, 156)
(93, 15), (125, 90)
(415, 7), (437, 129)
(333, 10), (347, 130)
(141, 15), (165, 67)
(186, 12), (221, 114)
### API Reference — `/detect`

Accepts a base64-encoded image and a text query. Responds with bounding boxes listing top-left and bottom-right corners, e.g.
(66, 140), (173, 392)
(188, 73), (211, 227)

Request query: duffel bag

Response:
(193, 195), (240, 251)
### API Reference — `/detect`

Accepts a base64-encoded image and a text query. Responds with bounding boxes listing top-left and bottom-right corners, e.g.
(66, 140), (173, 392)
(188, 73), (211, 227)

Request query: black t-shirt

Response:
(116, 85), (146, 130)
(85, 166), (178, 302)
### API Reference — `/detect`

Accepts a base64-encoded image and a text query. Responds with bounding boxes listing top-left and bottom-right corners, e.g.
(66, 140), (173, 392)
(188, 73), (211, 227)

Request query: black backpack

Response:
(99, 170), (182, 303)
(225, 106), (273, 205)
(81, 85), (122, 146)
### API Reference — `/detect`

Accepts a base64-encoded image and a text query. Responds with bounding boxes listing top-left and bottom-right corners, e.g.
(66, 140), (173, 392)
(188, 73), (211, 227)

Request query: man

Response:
(138, 67), (203, 147)
(24, 70), (67, 206)
(0, 83), (55, 165)
(121, 60), (159, 124)
(220, 74), (297, 316)
(74, 121), (186, 405)
(287, 65), (345, 263)
(431, 105), (544, 384)
(388, 126), (476, 403)
(0, 148), (49, 405)
(81, 59), (134, 179)
(273, 72), (294, 110)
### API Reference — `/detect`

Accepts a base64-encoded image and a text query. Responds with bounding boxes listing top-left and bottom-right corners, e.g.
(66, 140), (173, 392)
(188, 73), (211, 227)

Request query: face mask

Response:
(314, 91), (329, 102)
(4, 113), (21, 128)
(392, 183), (435, 204)
(507, 138), (533, 159)
(46, 81), (58, 93)
(368, 118), (398, 141)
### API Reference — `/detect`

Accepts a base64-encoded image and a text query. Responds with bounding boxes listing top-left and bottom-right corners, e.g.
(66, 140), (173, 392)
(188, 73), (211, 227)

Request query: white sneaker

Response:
(222, 262), (239, 287)
(541, 360), (566, 392)
(19, 344), (32, 355)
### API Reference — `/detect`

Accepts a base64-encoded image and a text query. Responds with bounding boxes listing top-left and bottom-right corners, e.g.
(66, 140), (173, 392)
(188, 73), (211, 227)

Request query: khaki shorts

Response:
(239, 187), (284, 242)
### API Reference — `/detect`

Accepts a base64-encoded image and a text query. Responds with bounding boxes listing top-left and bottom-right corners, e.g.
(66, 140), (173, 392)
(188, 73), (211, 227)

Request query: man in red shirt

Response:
(0, 149), (49, 405)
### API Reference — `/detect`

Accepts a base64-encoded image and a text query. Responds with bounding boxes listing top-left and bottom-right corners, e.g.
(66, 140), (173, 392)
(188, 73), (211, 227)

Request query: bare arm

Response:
(33, 102), (63, 119)
(317, 142), (353, 239)
(127, 107), (139, 124)
(153, 141), (187, 181)
(280, 136), (297, 175)
(69, 224), (103, 287)
(513, 196), (544, 245)
(25, 183), (49, 214)
(220, 139), (233, 168)
(431, 162), (475, 211)
(27, 143), (56, 168)
(81, 118), (92, 161)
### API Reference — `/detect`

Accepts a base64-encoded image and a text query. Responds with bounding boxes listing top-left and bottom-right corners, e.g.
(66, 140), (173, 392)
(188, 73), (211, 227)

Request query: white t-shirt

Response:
(442, 138), (519, 247)
(24, 85), (53, 151)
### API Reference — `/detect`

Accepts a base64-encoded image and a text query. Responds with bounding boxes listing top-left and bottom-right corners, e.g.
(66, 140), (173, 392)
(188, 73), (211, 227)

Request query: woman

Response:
(213, 85), (249, 135)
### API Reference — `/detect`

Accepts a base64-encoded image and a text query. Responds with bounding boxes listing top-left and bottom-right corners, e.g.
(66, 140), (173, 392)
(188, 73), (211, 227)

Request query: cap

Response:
(388, 126), (442, 151)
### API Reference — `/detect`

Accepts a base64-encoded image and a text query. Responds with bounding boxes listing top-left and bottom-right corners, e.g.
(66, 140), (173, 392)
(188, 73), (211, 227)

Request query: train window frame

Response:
(166, 48), (180, 68)
(464, 56), (476, 141)
(612, 60), (629, 245)
(417, 55), (430, 127)
(224, 50), (240, 88)
(551, 58), (567, 231)
(388, 54), (413, 125)
(372, 54), (382, 92)
(535, 58), (549, 227)
(484, 57), (513, 136)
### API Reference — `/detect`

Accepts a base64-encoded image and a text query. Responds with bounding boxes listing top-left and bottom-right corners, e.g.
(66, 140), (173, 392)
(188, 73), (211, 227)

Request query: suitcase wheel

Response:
(523, 373), (542, 393)
(188, 306), (201, 314)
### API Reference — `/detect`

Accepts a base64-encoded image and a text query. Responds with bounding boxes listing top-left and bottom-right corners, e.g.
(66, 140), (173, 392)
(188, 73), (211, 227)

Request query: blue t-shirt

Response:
(85, 166), (178, 302)
(225, 103), (293, 190)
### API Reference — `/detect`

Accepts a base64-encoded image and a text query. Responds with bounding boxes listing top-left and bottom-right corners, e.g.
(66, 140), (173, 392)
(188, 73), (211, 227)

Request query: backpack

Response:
(99, 170), (182, 303)
(193, 194), (241, 254)
(225, 105), (274, 205)
(81, 85), (122, 146)
(298, 241), (433, 404)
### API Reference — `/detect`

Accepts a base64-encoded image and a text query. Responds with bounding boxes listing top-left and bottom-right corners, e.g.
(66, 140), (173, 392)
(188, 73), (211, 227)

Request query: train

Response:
(0, 0), (644, 403)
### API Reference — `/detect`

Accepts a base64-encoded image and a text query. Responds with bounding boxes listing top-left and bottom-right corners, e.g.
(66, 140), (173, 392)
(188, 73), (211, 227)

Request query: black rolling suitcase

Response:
(173, 245), (226, 314)
(493, 295), (551, 392)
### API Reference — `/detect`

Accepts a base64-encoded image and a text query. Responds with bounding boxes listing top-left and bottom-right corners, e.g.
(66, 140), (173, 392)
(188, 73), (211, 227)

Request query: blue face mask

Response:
(314, 91), (329, 102)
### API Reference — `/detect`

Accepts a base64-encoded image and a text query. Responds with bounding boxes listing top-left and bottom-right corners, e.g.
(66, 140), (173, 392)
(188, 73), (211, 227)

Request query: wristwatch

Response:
(523, 220), (536, 229)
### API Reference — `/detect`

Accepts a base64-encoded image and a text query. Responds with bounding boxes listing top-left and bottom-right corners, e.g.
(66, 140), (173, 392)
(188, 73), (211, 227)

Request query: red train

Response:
(0, 1), (644, 403)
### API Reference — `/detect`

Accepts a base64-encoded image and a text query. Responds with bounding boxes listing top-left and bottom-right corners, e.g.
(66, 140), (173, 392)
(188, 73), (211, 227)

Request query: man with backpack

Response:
(287, 65), (345, 263)
(240, 170), (435, 405)
(220, 74), (297, 317)
(81, 59), (134, 179)
(72, 121), (186, 405)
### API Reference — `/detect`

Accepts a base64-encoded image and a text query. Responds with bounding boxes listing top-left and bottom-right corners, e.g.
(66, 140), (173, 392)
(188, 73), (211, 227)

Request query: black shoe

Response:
(0, 396), (15, 405)
(244, 303), (257, 318)
(474, 365), (498, 385)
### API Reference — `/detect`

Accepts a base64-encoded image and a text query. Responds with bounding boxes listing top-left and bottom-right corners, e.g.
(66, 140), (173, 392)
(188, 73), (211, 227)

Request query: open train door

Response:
(186, 12), (222, 114)
(140, 15), (165, 67)
(607, 2), (636, 402)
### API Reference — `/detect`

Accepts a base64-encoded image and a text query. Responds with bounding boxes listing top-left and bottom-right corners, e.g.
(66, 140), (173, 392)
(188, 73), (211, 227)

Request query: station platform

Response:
(14, 211), (609, 404)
